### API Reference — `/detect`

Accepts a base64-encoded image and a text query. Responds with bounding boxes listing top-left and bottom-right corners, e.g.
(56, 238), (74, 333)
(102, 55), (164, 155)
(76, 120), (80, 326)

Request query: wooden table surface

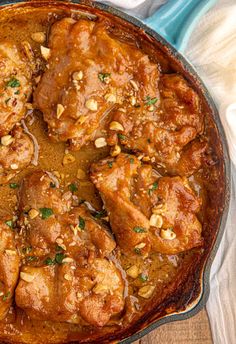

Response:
(134, 309), (212, 344)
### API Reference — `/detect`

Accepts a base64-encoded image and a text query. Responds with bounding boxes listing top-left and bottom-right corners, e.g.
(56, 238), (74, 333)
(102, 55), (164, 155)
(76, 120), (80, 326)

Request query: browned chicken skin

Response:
(0, 219), (20, 320)
(107, 74), (207, 176)
(0, 42), (34, 136)
(15, 171), (124, 326)
(34, 17), (159, 149)
(0, 41), (36, 184)
(0, 127), (34, 185)
(91, 153), (203, 256)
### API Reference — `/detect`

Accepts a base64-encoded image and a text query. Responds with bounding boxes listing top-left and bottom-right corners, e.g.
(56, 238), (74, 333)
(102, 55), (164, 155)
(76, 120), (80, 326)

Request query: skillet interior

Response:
(0, 1), (230, 343)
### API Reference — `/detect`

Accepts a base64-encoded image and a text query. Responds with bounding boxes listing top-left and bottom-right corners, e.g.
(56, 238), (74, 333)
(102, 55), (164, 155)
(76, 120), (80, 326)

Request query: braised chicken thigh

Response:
(0, 219), (20, 320)
(0, 41), (35, 184)
(15, 171), (124, 326)
(91, 154), (203, 255)
(106, 74), (207, 176)
(0, 5), (225, 344)
(0, 127), (34, 184)
(34, 17), (159, 149)
(0, 42), (34, 136)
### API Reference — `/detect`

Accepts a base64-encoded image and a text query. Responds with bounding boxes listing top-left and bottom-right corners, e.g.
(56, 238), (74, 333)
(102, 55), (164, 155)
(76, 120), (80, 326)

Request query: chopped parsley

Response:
(130, 158), (134, 164)
(69, 183), (78, 193)
(133, 226), (146, 233)
(94, 209), (107, 219)
(117, 133), (126, 140)
(134, 248), (142, 255)
(55, 253), (65, 264)
(147, 138), (151, 143)
(50, 182), (56, 188)
(44, 257), (55, 266)
(9, 183), (19, 189)
(56, 244), (64, 252)
(144, 96), (158, 106)
(107, 161), (113, 169)
(26, 256), (37, 262)
(78, 216), (85, 230)
(148, 181), (158, 195)
(39, 208), (53, 220)
(14, 90), (20, 95)
(5, 220), (13, 229)
(5, 98), (11, 105)
(139, 273), (148, 282)
(98, 72), (111, 83)
(2, 291), (10, 301)
(7, 78), (20, 88)
(22, 246), (32, 254)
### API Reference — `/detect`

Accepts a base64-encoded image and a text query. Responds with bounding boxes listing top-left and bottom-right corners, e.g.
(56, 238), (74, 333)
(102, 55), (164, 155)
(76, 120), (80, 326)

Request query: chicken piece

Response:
(0, 41), (35, 136)
(159, 74), (204, 132)
(91, 154), (151, 256)
(91, 153), (203, 255)
(15, 258), (124, 327)
(79, 258), (124, 327)
(18, 171), (115, 258)
(16, 170), (124, 326)
(15, 264), (77, 322)
(0, 219), (20, 320)
(0, 127), (34, 185)
(106, 74), (206, 176)
(34, 18), (159, 149)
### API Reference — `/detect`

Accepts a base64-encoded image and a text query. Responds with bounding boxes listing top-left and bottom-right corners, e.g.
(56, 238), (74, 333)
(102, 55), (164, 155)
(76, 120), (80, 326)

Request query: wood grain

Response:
(134, 309), (212, 344)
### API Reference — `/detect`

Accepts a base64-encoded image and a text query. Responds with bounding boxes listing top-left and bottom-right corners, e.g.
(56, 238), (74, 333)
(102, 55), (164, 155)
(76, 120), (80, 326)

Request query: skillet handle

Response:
(142, 0), (217, 52)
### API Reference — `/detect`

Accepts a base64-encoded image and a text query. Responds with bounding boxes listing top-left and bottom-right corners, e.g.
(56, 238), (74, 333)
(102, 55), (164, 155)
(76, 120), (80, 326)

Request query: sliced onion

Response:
(21, 120), (39, 166)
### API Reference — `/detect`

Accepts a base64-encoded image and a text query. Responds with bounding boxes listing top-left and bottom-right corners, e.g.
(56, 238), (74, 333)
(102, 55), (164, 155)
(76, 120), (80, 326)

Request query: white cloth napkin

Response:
(98, 1), (236, 343)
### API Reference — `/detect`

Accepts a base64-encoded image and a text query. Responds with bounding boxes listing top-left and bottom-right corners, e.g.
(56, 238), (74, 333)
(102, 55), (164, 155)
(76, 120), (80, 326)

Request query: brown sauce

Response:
(0, 3), (225, 343)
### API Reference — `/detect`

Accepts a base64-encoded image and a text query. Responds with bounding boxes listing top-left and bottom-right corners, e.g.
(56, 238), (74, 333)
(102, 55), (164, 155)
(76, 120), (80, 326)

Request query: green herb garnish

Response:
(134, 248), (141, 255)
(39, 208), (53, 219)
(7, 78), (20, 88)
(44, 257), (55, 266)
(22, 246), (32, 254)
(144, 96), (158, 106)
(130, 158), (134, 164)
(118, 133), (126, 140)
(79, 216), (85, 230)
(139, 273), (148, 282)
(148, 181), (158, 195)
(55, 253), (65, 264)
(69, 183), (78, 193)
(147, 138), (151, 143)
(98, 72), (111, 83)
(50, 182), (56, 188)
(9, 183), (19, 189)
(26, 256), (37, 262)
(133, 226), (146, 233)
(5, 98), (11, 105)
(14, 90), (20, 95)
(2, 291), (10, 301)
(5, 220), (13, 228)
(107, 161), (113, 169)
(56, 244), (64, 252)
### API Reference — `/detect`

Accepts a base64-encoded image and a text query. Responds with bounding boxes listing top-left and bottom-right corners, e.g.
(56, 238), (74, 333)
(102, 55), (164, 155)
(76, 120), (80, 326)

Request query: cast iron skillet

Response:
(0, 0), (231, 343)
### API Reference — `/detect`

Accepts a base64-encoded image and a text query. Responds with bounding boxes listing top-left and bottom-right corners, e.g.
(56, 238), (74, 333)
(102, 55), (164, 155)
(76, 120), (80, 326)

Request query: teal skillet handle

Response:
(142, 0), (217, 52)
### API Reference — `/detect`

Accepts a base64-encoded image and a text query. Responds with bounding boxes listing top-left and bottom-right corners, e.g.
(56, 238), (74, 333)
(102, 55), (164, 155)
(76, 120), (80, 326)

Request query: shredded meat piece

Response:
(0, 219), (20, 320)
(91, 153), (203, 256)
(34, 17), (159, 149)
(15, 171), (124, 326)
(0, 127), (34, 185)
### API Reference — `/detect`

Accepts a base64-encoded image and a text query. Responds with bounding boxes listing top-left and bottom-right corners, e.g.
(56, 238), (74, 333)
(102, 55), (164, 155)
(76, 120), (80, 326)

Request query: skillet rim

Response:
(0, 0), (231, 342)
